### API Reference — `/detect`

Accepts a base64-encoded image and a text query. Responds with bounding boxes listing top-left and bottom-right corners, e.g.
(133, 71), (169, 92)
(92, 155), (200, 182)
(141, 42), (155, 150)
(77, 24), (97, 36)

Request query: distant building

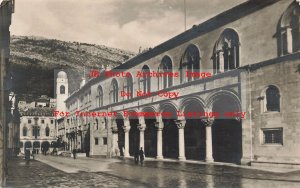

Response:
(18, 94), (54, 110)
(19, 107), (56, 154)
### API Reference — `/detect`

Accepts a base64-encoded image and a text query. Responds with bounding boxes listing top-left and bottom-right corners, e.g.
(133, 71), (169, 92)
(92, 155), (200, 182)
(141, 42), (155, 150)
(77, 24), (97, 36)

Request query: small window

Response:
(51, 120), (54, 124)
(262, 128), (283, 145)
(45, 127), (50, 137)
(103, 137), (107, 145)
(266, 86), (280, 112)
(95, 138), (99, 145)
(28, 119), (31, 124)
(23, 127), (27, 136)
(60, 85), (65, 94)
(41, 120), (45, 124)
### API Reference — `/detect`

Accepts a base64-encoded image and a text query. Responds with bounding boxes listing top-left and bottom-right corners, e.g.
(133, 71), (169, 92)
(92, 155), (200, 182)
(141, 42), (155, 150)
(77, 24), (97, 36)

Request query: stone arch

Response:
(139, 65), (151, 93)
(206, 90), (242, 164)
(41, 141), (50, 154)
(159, 101), (179, 119)
(180, 96), (206, 160)
(115, 112), (125, 157)
(260, 84), (281, 113)
(159, 102), (179, 159)
(110, 78), (119, 104)
(159, 55), (173, 89)
(279, 2), (300, 55)
(24, 141), (32, 149)
(179, 96), (205, 112)
(180, 44), (201, 83)
(212, 28), (240, 74)
(205, 90), (241, 113)
(141, 106), (157, 157)
(124, 109), (140, 156)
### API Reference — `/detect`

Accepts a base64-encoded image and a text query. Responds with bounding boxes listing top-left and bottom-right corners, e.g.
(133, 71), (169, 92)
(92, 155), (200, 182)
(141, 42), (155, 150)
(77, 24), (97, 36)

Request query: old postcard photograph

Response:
(1, 0), (300, 187)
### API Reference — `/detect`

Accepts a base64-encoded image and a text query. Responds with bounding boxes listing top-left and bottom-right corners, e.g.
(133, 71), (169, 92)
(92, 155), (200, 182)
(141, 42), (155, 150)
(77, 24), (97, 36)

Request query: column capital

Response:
(154, 121), (164, 130)
(137, 124), (146, 132)
(111, 125), (118, 134)
(235, 117), (242, 123)
(123, 125), (130, 132)
(201, 117), (215, 127)
(123, 117), (130, 127)
(174, 119), (186, 129)
(138, 117), (145, 125)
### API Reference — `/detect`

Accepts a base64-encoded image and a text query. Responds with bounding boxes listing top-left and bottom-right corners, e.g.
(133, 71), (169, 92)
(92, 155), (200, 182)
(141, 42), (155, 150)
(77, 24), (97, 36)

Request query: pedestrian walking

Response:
(139, 147), (144, 165)
(72, 149), (77, 159)
(134, 148), (139, 164)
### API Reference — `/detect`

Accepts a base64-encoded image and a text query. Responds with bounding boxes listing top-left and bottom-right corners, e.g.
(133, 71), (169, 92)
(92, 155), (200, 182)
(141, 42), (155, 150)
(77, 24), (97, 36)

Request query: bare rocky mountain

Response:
(10, 36), (136, 98)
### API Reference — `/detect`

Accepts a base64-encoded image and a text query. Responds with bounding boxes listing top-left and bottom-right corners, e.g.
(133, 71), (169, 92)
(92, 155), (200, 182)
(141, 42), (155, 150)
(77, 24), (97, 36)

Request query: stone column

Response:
(175, 119), (186, 161)
(138, 124), (146, 150)
(111, 119), (119, 157)
(201, 117), (214, 162)
(123, 118), (130, 157)
(219, 51), (224, 73)
(286, 27), (293, 53)
(89, 118), (94, 156)
(154, 121), (164, 159)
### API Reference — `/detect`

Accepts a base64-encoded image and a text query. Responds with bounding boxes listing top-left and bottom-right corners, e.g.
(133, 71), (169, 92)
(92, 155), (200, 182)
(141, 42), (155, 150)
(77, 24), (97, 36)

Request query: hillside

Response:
(10, 36), (136, 98)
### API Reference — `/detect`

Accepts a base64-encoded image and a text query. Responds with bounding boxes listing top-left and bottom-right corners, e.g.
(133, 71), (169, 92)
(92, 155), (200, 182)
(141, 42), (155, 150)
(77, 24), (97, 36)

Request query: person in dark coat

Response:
(139, 147), (144, 165)
(72, 149), (77, 159)
(134, 148), (139, 164)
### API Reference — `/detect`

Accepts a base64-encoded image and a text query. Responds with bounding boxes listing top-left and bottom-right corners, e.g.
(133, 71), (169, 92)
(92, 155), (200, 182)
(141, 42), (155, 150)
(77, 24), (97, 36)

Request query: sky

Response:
(11, 0), (247, 52)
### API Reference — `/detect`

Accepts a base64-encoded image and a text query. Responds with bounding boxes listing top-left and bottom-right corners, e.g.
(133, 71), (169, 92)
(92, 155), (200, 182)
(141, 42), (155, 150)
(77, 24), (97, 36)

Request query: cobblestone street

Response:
(6, 157), (145, 188)
(5, 156), (300, 188)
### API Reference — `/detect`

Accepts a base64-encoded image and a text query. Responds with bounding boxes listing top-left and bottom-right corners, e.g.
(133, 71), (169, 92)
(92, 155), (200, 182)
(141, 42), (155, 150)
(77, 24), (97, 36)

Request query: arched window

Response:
(180, 44), (200, 83)
(45, 127), (50, 137)
(32, 126), (40, 138)
(110, 79), (118, 103)
(159, 56), (173, 89)
(139, 65), (151, 93)
(60, 85), (65, 94)
(23, 127), (27, 136)
(266, 86), (280, 112)
(97, 86), (103, 107)
(95, 119), (99, 130)
(123, 73), (133, 99)
(280, 2), (300, 55)
(213, 29), (240, 75)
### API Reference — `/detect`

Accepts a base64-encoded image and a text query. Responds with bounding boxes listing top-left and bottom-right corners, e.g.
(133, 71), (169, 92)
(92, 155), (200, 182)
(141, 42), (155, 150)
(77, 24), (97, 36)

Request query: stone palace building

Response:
(57, 0), (300, 167)
(19, 96), (57, 154)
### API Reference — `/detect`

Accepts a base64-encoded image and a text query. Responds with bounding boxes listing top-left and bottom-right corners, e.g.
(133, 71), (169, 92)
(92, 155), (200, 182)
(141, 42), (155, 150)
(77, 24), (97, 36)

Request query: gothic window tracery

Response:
(213, 29), (240, 74)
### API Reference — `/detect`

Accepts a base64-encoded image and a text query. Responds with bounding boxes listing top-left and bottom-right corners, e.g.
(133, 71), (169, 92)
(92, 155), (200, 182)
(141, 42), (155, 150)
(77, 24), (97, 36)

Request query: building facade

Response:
(19, 107), (57, 154)
(57, 0), (300, 166)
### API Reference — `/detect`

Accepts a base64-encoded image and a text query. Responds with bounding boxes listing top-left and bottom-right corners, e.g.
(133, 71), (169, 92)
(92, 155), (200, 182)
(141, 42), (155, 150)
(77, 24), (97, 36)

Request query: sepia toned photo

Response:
(1, 0), (300, 187)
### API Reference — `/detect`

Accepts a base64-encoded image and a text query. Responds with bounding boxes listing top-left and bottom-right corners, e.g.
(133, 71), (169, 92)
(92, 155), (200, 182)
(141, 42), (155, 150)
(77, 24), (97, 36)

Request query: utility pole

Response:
(184, 0), (187, 31)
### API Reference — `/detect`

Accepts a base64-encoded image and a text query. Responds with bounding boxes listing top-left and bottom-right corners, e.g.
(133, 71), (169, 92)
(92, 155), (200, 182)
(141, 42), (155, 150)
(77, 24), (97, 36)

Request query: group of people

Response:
(134, 147), (144, 165)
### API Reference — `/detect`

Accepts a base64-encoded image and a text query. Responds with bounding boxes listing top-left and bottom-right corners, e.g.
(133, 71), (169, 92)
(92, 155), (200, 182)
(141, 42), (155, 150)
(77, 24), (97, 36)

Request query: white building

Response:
(19, 108), (57, 154)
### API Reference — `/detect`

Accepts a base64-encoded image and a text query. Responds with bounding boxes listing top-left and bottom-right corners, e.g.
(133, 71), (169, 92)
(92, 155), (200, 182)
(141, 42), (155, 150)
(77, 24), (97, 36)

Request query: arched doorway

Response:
(144, 108), (157, 157)
(129, 117), (139, 156)
(183, 102), (206, 160)
(116, 116), (125, 156)
(162, 104), (178, 159)
(33, 141), (40, 154)
(41, 141), (50, 154)
(211, 94), (242, 164)
(24, 141), (32, 150)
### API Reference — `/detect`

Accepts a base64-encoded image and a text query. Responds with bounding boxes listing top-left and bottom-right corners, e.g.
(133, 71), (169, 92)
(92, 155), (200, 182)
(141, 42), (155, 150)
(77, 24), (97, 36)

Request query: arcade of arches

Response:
(110, 94), (243, 164)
